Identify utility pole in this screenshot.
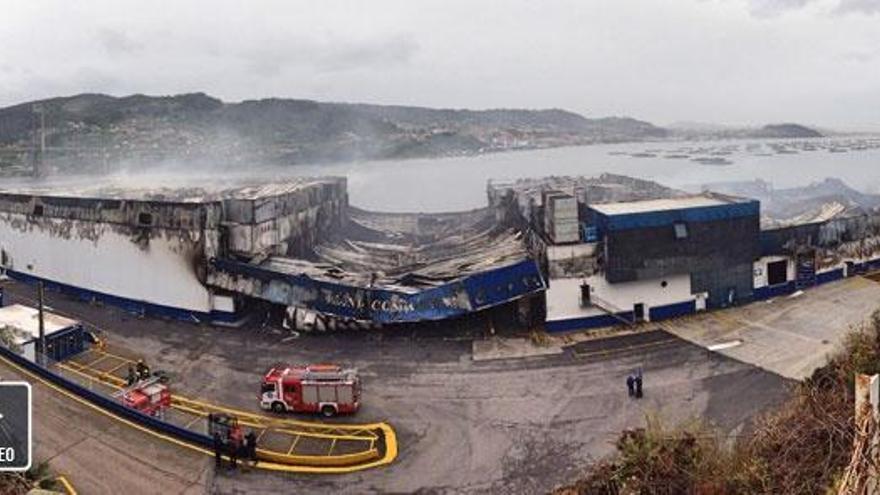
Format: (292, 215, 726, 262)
(37, 281, 46, 366)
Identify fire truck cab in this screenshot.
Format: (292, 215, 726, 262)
(260, 363, 360, 417)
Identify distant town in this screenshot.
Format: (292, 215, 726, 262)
(0, 92, 830, 177)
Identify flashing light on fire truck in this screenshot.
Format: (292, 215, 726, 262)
(260, 363, 360, 417)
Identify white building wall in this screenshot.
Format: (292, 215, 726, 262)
(21, 341, 35, 362)
(546, 273, 693, 322)
(753, 255, 795, 289)
(0, 213, 213, 313)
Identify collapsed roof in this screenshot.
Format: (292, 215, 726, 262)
(259, 207, 530, 293)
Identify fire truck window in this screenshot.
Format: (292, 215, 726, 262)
(261, 383, 275, 395)
(284, 384, 297, 395)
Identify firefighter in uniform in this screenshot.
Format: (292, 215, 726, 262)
(228, 425, 243, 469)
(136, 359, 151, 380)
(634, 368, 643, 399)
(244, 431, 258, 467)
(212, 431, 224, 469)
(126, 365, 138, 386)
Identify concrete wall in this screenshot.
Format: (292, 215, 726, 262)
(546, 273, 693, 322)
(0, 212, 214, 312)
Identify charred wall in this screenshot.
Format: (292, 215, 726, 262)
(761, 212, 880, 271)
(224, 179, 347, 258)
(604, 215, 760, 283)
(0, 179, 346, 315)
(0, 194, 221, 232)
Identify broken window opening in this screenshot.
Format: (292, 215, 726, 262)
(138, 212, 154, 226)
(673, 222, 688, 240)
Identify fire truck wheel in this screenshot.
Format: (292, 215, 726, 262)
(271, 402, 286, 414)
(321, 405, 337, 418)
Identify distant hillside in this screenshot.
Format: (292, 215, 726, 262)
(749, 123, 823, 139)
(670, 122, 824, 140)
(0, 93, 667, 174)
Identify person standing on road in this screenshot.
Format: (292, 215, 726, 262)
(634, 368, 643, 399)
(626, 374, 635, 397)
(126, 365, 138, 386)
(228, 426, 242, 470)
(136, 359, 151, 380)
(212, 431, 224, 469)
(245, 431, 258, 467)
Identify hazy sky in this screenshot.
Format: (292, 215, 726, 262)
(1, 0, 879, 129)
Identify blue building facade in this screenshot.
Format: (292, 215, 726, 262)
(588, 195, 761, 309)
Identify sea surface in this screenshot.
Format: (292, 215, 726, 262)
(282, 137, 880, 212)
(6, 137, 879, 213)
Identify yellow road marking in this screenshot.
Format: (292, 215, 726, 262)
(287, 435, 302, 455)
(0, 353, 398, 473)
(56, 475, 77, 495)
(57, 363, 121, 392)
(571, 337, 678, 359)
(62, 361, 374, 447)
(0, 285, 398, 472)
(256, 427, 268, 443)
(84, 354, 110, 368)
(102, 360, 128, 379)
(184, 413, 205, 429)
(74, 347, 390, 432)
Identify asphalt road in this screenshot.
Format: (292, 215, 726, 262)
(0, 359, 212, 494)
(0, 280, 791, 494)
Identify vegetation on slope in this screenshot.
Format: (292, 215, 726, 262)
(0, 461, 59, 494)
(555, 311, 880, 494)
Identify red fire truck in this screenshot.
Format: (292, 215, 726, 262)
(260, 363, 360, 417)
(116, 376, 172, 419)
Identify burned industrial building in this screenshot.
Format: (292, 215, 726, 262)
(209, 205, 546, 330)
(0, 176, 545, 329)
(489, 174, 880, 333)
(0, 177, 348, 323)
(3, 173, 880, 334)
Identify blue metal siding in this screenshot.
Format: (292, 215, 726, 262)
(44, 324, 86, 362)
(649, 301, 696, 321)
(212, 258, 546, 323)
(816, 268, 844, 285)
(753, 281, 796, 300)
(591, 201, 759, 232)
(583, 225, 599, 242)
(545, 312, 634, 333)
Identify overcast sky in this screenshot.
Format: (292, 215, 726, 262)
(1, 0, 879, 129)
